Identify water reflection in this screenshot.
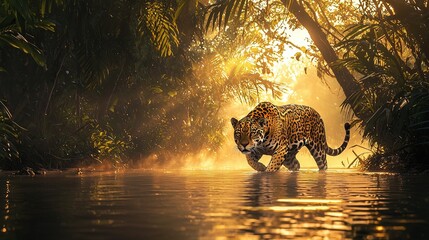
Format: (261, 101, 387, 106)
(202, 171, 429, 239)
(1, 180, 10, 233)
(0, 170, 428, 240)
(236, 172, 344, 239)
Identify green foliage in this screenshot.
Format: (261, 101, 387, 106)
(8, 0, 428, 171)
(0, 0, 286, 170)
(0, 0, 60, 69)
(0, 32, 46, 67)
(139, 1, 179, 57)
(335, 2, 429, 168)
(90, 124, 131, 165)
(0, 101, 21, 168)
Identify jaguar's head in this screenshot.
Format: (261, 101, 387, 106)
(231, 117, 267, 154)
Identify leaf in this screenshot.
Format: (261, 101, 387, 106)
(151, 87, 163, 94)
(142, 2, 179, 57)
(0, 33, 46, 67)
(294, 52, 302, 61)
(343, 24, 375, 41)
(224, 0, 235, 29)
(237, 0, 246, 18)
(168, 91, 177, 97)
(413, 127, 429, 131)
(205, 10, 216, 31)
(409, 120, 429, 128)
(205, 0, 249, 31)
(34, 19, 56, 32)
(41, 0, 47, 17)
(174, 0, 188, 21)
(411, 110, 429, 117)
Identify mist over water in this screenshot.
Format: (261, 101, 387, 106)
(162, 64, 367, 171)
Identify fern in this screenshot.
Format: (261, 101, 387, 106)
(139, 1, 179, 57)
(337, 18, 429, 154)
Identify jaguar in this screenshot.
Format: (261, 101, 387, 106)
(231, 102, 350, 172)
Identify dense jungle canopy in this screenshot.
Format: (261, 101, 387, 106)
(0, 0, 428, 171)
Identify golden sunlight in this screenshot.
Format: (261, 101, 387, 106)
(166, 27, 369, 171)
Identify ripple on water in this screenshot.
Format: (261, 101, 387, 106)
(0, 170, 428, 239)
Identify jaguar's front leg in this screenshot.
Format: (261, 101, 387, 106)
(265, 147, 287, 172)
(246, 151, 266, 172)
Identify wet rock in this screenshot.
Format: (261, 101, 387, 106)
(15, 167, 36, 176)
(35, 170, 47, 175)
(14, 167, 47, 176)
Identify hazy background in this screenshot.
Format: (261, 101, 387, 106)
(169, 63, 366, 170)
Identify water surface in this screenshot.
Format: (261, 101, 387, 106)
(1, 170, 428, 239)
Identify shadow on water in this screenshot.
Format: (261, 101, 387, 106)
(0, 170, 428, 239)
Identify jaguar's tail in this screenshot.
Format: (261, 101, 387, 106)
(326, 123, 351, 156)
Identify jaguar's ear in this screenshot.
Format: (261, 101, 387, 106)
(257, 118, 267, 127)
(231, 118, 239, 128)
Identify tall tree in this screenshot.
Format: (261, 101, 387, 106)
(206, 0, 367, 118)
(281, 0, 360, 101)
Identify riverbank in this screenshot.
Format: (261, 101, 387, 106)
(359, 150, 429, 173)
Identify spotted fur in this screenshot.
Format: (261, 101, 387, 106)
(231, 102, 350, 172)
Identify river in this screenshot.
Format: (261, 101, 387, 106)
(0, 169, 428, 239)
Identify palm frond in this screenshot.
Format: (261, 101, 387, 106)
(139, 1, 179, 57)
(223, 58, 286, 104)
(205, 0, 248, 31)
(0, 101, 21, 163)
(0, 31, 46, 67)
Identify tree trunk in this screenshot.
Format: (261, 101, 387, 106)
(281, 0, 365, 118)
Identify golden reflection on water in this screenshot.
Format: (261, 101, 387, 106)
(184, 171, 425, 240)
(2, 180, 10, 233)
(0, 170, 428, 239)
(277, 198, 342, 203)
(266, 205, 330, 211)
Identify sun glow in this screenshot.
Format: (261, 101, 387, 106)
(259, 28, 313, 102)
(138, 25, 368, 171)
(159, 28, 367, 171)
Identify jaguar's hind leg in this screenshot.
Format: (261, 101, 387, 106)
(283, 149, 300, 171)
(307, 141, 327, 171)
